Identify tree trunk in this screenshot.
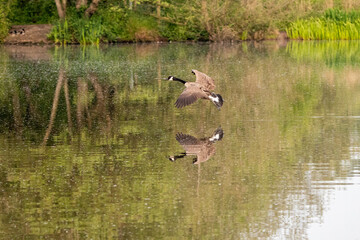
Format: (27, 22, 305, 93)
(55, 0, 67, 19)
(64, 78, 73, 134)
(85, 0, 101, 17)
(157, 0, 161, 19)
(76, 0, 87, 9)
(42, 68, 64, 145)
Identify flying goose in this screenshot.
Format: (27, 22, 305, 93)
(169, 127, 224, 164)
(167, 70, 224, 110)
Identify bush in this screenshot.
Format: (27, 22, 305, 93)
(7, 0, 57, 24)
(99, 6, 129, 42)
(0, 5, 9, 42)
(160, 23, 202, 41)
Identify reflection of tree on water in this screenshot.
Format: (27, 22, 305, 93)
(2, 43, 360, 239)
(169, 127, 224, 164)
(42, 69, 115, 145)
(42, 68, 64, 145)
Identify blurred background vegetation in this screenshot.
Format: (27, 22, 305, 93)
(2, 0, 360, 43)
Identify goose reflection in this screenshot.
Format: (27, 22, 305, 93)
(169, 127, 224, 164)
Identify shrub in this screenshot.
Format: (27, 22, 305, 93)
(48, 20, 72, 45)
(0, 5, 9, 42)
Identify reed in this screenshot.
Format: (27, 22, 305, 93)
(286, 9, 360, 40)
(49, 20, 71, 45)
(75, 18, 103, 45)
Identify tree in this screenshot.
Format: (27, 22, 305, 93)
(76, 0, 87, 9)
(54, 0, 66, 19)
(54, 0, 101, 19)
(85, 0, 101, 17)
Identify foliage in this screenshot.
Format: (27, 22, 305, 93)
(0, 4, 9, 42)
(160, 23, 194, 41)
(6, 0, 57, 24)
(48, 20, 71, 45)
(126, 12, 159, 41)
(6, 0, 360, 43)
(287, 9, 360, 40)
(99, 6, 129, 42)
(74, 16, 103, 45)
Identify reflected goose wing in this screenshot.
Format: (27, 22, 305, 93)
(192, 69, 216, 90)
(175, 86, 207, 108)
(194, 145, 216, 164)
(176, 133, 200, 145)
(176, 133, 203, 154)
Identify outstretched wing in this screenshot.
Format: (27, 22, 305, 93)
(192, 69, 216, 91)
(175, 87, 207, 108)
(176, 133, 199, 145)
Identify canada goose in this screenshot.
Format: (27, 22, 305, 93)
(169, 127, 224, 164)
(167, 70, 224, 110)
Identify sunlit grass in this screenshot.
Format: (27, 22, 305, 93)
(49, 20, 71, 45)
(287, 9, 360, 40)
(49, 18, 103, 45)
(75, 18, 102, 45)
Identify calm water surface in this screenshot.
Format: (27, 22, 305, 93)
(1, 42, 360, 239)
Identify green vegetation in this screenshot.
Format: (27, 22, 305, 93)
(3, 1, 360, 43)
(286, 40, 360, 67)
(6, 0, 57, 24)
(0, 4, 9, 42)
(287, 9, 360, 40)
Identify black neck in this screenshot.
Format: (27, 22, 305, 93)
(173, 77, 187, 84)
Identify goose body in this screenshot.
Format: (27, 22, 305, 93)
(169, 128, 224, 164)
(168, 70, 223, 109)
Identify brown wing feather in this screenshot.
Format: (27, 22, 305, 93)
(192, 69, 216, 91)
(176, 133, 203, 155)
(175, 87, 207, 108)
(176, 133, 200, 145)
(194, 145, 216, 164)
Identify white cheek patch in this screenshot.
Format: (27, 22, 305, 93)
(209, 95, 219, 103)
(169, 76, 174, 81)
(209, 133, 220, 142)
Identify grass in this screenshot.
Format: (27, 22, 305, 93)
(49, 20, 71, 45)
(48, 9, 161, 44)
(0, 5, 9, 42)
(287, 9, 360, 40)
(75, 18, 103, 45)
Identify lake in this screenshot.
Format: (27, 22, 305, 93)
(0, 41, 360, 239)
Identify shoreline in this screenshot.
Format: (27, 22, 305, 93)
(3, 24, 289, 45)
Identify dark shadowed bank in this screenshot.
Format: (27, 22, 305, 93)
(1, 1, 360, 44)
